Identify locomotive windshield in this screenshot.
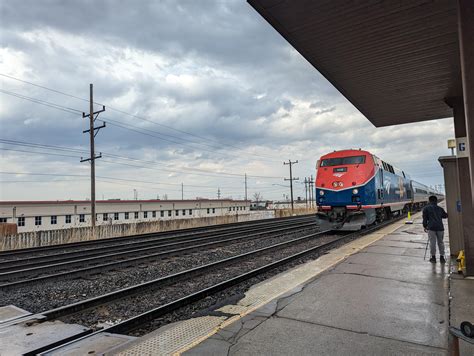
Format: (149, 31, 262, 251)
(320, 155, 366, 167)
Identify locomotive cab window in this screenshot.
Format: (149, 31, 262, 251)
(320, 155, 365, 167)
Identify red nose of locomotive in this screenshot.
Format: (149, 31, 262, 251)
(316, 150, 374, 190)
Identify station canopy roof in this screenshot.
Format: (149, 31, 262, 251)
(248, 0, 462, 127)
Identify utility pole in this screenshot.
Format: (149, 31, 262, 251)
(308, 175, 315, 208)
(304, 177, 308, 208)
(283, 160, 299, 211)
(217, 187, 221, 199)
(81, 84, 105, 228)
(181, 183, 184, 200)
(244, 173, 248, 201)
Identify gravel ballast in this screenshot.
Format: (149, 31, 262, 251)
(128, 230, 367, 336)
(59, 232, 344, 330)
(0, 221, 316, 281)
(0, 226, 321, 312)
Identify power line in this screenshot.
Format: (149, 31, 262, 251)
(0, 146, 284, 186)
(0, 171, 237, 191)
(0, 154, 244, 189)
(0, 174, 269, 198)
(0, 147, 86, 159)
(0, 146, 283, 189)
(0, 179, 90, 183)
(0, 73, 284, 161)
(105, 119, 265, 161)
(1, 88, 284, 164)
(0, 138, 284, 179)
(0, 88, 83, 114)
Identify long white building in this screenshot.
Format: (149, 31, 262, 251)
(0, 199, 250, 233)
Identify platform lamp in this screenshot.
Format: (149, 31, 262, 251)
(448, 139, 456, 156)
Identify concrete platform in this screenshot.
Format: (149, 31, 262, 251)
(0, 305, 31, 324)
(449, 274, 474, 355)
(113, 215, 474, 355)
(44, 332, 136, 355)
(0, 320, 89, 355)
(184, 218, 451, 356)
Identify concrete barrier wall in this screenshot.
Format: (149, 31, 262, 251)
(0, 215, 233, 251)
(0, 211, 278, 251)
(0, 209, 312, 251)
(0, 223, 17, 237)
(274, 208, 317, 218)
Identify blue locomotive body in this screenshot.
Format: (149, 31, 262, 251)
(315, 149, 441, 230)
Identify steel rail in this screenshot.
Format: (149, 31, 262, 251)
(37, 229, 332, 322)
(0, 217, 315, 272)
(0, 214, 314, 259)
(0, 221, 319, 287)
(32, 216, 405, 356)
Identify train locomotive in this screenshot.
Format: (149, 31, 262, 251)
(315, 149, 442, 230)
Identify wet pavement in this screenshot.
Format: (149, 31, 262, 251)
(185, 217, 451, 355)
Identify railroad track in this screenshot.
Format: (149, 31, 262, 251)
(0, 215, 314, 269)
(0, 214, 314, 260)
(0, 216, 317, 287)
(14, 215, 405, 355)
(18, 228, 334, 355)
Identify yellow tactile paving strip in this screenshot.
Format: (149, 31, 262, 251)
(114, 316, 227, 356)
(115, 217, 414, 356)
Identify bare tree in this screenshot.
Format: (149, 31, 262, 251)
(253, 192, 263, 205)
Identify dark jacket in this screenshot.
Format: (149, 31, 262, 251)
(422, 203, 448, 231)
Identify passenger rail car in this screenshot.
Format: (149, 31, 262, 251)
(315, 149, 442, 230)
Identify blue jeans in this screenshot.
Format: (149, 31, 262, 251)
(428, 230, 445, 256)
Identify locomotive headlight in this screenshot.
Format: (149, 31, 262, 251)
(352, 188, 358, 194)
(338, 181, 344, 187)
(332, 182, 338, 188)
(319, 190, 324, 196)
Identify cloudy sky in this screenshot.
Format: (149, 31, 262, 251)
(0, 0, 453, 202)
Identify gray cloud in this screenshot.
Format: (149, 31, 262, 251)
(0, 0, 453, 201)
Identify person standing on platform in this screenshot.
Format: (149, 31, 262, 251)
(422, 195, 448, 263)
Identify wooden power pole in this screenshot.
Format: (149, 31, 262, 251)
(284, 160, 299, 211)
(304, 177, 308, 208)
(81, 84, 105, 228)
(244, 173, 248, 201)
